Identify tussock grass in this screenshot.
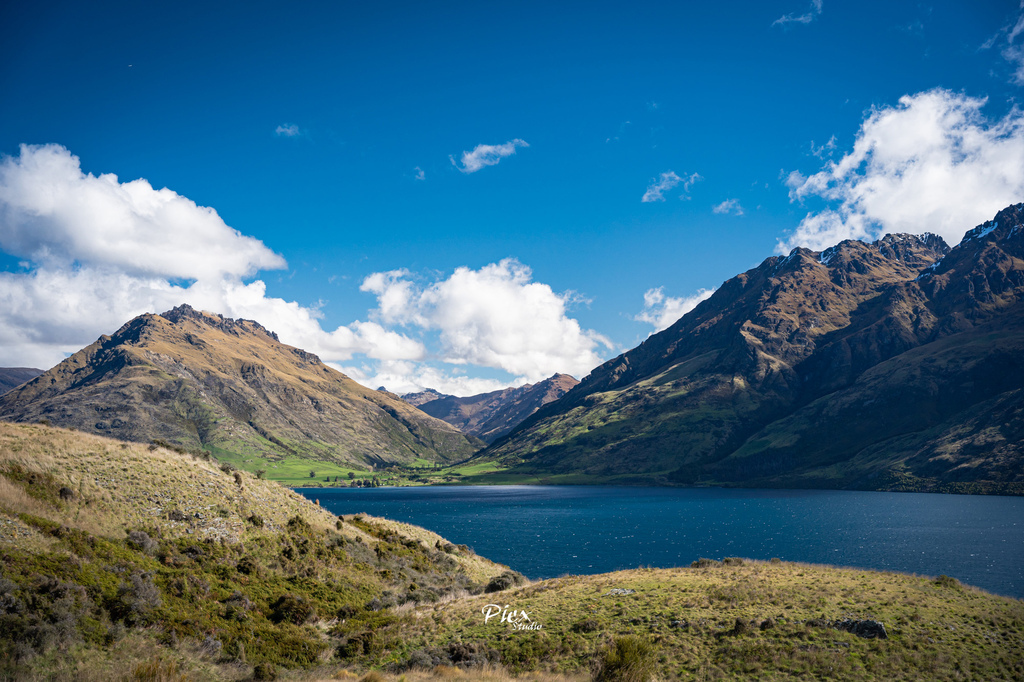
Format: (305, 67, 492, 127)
(399, 562, 1024, 680)
(0, 423, 507, 680)
(2, 423, 1022, 681)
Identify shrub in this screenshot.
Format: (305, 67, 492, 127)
(406, 648, 440, 669)
(237, 555, 259, 575)
(722, 557, 745, 566)
(113, 573, 161, 624)
(269, 594, 317, 625)
(573, 618, 601, 633)
(691, 558, 721, 568)
(223, 591, 253, 621)
(246, 514, 264, 528)
(200, 634, 223, 657)
(593, 635, 658, 682)
(255, 469, 266, 479)
(252, 662, 278, 681)
(485, 570, 526, 593)
(234, 471, 244, 486)
(220, 463, 237, 475)
(935, 574, 961, 589)
(126, 530, 158, 555)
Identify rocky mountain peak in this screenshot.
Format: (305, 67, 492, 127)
(159, 304, 281, 343)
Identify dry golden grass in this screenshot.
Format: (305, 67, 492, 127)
(353, 514, 509, 584)
(0, 421, 506, 583)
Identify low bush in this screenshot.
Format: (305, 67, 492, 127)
(485, 570, 526, 593)
(691, 558, 721, 568)
(593, 635, 658, 682)
(269, 594, 316, 625)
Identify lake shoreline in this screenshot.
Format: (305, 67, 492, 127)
(297, 484, 1024, 599)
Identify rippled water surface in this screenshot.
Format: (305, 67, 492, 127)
(297, 485, 1024, 598)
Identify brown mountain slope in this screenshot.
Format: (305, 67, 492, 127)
(482, 204, 1024, 494)
(406, 374, 579, 443)
(0, 368, 43, 396)
(0, 305, 478, 467)
(401, 388, 450, 407)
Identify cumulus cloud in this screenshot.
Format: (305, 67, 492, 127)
(0, 144, 286, 280)
(0, 144, 424, 369)
(641, 171, 701, 202)
(773, 0, 823, 27)
(413, 166, 425, 180)
(635, 287, 715, 333)
(0, 144, 610, 396)
(450, 139, 529, 174)
(778, 89, 1024, 253)
(339, 360, 523, 397)
(275, 123, 300, 137)
(360, 259, 612, 382)
(712, 198, 744, 216)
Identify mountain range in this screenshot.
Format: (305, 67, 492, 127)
(401, 373, 579, 443)
(480, 204, 1024, 494)
(0, 367, 42, 396)
(0, 304, 477, 467)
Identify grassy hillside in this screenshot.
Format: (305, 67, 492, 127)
(398, 561, 1024, 681)
(0, 422, 508, 680)
(2, 423, 1021, 681)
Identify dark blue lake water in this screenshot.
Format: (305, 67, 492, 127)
(296, 485, 1024, 599)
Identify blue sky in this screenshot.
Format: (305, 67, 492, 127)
(2, 0, 1023, 393)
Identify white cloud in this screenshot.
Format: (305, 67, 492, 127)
(712, 198, 744, 216)
(0, 144, 611, 397)
(450, 139, 528, 174)
(641, 171, 701, 202)
(339, 360, 523, 397)
(773, 0, 823, 27)
(984, 2, 1024, 85)
(0, 144, 424, 370)
(635, 287, 715, 333)
(810, 135, 838, 159)
(361, 259, 612, 382)
(0, 144, 286, 280)
(275, 123, 300, 137)
(779, 89, 1024, 253)
(413, 166, 425, 180)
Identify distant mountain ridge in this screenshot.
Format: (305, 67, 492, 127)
(482, 204, 1024, 495)
(403, 374, 579, 443)
(0, 368, 43, 396)
(0, 304, 478, 466)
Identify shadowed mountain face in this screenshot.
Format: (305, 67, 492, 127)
(404, 374, 579, 443)
(0, 305, 479, 466)
(0, 368, 43, 396)
(485, 204, 1024, 494)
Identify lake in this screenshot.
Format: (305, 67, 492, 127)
(296, 485, 1024, 599)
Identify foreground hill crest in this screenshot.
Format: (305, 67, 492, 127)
(0, 304, 478, 466)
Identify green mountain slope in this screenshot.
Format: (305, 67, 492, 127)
(0, 305, 479, 468)
(480, 205, 1024, 493)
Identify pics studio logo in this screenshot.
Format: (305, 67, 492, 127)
(481, 603, 542, 631)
